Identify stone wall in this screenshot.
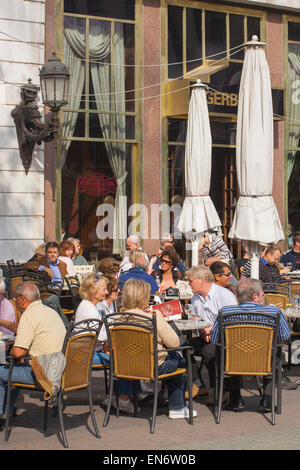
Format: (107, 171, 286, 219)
(0, 0, 45, 263)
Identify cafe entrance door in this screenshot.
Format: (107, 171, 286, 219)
(210, 146, 241, 259)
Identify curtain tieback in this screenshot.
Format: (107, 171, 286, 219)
(116, 172, 128, 187)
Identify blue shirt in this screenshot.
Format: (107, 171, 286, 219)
(118, 268, 159, 295)
(211, 302, 291, 343)
(38, 259, 62, 283)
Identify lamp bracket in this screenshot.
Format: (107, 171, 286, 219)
(11, 79, 59, 174)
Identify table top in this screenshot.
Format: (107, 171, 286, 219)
(174, 319, 210, 331)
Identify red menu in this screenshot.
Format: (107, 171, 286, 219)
(152, 299, 182, 321)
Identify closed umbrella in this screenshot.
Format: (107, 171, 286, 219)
(229, 36, 284, 278)
(177, 80, 221, 266)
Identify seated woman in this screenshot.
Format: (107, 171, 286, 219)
(121, 278, 197, 419)
(76, 274, 134, 413)
(152, 246, 179, 294)
(58, 241, 76, 276)
(67, 238, 88, 266)
(75, 273, 110, 366)
(96, 275, 119, 316)
(0, 277, 17, 336)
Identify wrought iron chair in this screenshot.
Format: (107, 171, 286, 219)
(214, 310, 282, 425)
(102, 311, 194, 433)
(263, 283, 290, 296)
(4, 318, 102, 448)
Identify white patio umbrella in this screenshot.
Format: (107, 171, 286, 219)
(177, 80, 222, 266)
(229, 36, 284, 278)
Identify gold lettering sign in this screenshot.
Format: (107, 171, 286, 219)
(206, 90, 238, 107)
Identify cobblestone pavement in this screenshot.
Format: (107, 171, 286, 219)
(2, 367, 300, 453)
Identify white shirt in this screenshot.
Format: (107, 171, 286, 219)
(75, 299, 107, 342)
(58, 256, 76, 276)
(191, 283, 237, 326)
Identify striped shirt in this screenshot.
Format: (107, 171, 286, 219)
(191, 282, 237, 326)
(210, 302, 291, 343)
(202, 235, 233, 261)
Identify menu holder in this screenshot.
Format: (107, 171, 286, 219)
(152, 299, 182, 321)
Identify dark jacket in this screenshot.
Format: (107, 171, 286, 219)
(24, 256, 68, 282)
(280, 249, 300, 271)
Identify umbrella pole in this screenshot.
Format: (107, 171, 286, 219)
(249, 241, 260, 279)
(191, 238, 200, 267)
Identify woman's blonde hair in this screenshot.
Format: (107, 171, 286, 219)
(122, 278, 151, 310)
(79, 272, 107, 301)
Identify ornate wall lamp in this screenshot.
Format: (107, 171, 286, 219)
(11, 52, 70, 174)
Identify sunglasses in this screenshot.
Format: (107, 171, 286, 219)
(216, 272, 231, 277)
(161, 259, 172, 265)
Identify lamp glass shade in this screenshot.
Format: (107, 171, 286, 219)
(39, 52, 70, 110)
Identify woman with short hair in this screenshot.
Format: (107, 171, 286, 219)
(75, 273, 110, 365)
(58, 241, 76, 276)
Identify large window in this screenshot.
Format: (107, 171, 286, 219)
(168, 4, 261, 79)
(61, 2, 136, 259)
(166, 3, 262, 258)
(287, 20, 300, 232)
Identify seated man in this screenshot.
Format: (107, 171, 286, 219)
(24, 241, 68, 325)
(185, 265, 237, 401)
(149, 233, 187, 278)
(242, 245, 286, 288)
(119, 235, 149, 275)
(280, 231, 300, 272)
(24, 241, 67, 283)
(0, 282, 66, 422)
(210, 278, 290, 412)
(118, 250, 159, 296)
(209, 260, 237, 293)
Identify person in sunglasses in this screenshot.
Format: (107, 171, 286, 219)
(152, 246, 180, 294)
(210, 261, 236, 293)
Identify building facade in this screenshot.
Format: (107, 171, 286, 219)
(0, 0, 299, 264)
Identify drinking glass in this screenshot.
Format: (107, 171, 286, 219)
(286, 262, 293, 273)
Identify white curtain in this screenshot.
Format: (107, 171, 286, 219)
(229, 42, 284, 247)
(61, 29, 85, 168)
(287, 45, 300, 180)
(63, 22, 127, 255)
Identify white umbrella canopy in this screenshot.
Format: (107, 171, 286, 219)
(177, 80, 222, 266)
(229, 36, 284, 277)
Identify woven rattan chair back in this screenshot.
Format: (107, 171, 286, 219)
(264, 293, 288, 309)
(61, 332, 96, 391)
(109, 325, 154, 380)
(225, 325, 274, 375)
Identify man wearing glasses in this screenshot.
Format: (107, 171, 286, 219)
(209, 260, 236, 293)
(185, 265, 237, 402)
